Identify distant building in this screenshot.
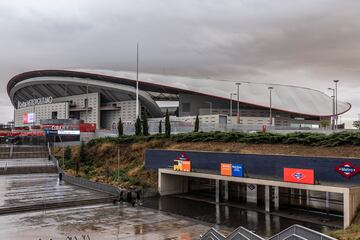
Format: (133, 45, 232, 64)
(7, 69, 351, 129)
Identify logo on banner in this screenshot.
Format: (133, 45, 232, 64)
(293, 172, 304, 180)
(284, 168, 314, 185)
(336, 162, 360, 178)
(176, 152, 190, 161)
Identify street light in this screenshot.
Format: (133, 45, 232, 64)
(334, 80, 339, 130)
(205, 101, 213, 115)
(236, 83, 241, 124)
(229, 93, 237, 117)
(328, 88, 335, 130)
(268, 87, 274, 126)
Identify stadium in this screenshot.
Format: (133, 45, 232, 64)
(7, 69, 351, 133)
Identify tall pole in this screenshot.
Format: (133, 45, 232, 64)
(86, 78, 89, 123)
(117, 147, 120, 179)
(268, 87, 273, 126)
(229, 93, 236, 117)
(136, 43, 139, 118)
(236, 83, 241, 124)
(334, 80, 339, 130)
(328, 88, 335, 130)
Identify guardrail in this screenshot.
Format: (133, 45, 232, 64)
(50, 155, 123, 198)
(200, 224, 336, 240)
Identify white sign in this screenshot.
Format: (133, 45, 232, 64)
(17, 97, 53, 109)
(57, 130, 80, 135)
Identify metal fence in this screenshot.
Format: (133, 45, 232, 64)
(200, 224, 336, 240)
(96, 120, 354, 137)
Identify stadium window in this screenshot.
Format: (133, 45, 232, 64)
(51, 111, 58, 119)
(182, 103, 191, 112)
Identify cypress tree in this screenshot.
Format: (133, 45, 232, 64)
(76, 141, 87, 176)
(142, 113, 149, 136)
(158, 120, 162, 134)
(165, 109, 171, 137)
(117, 117, 124, 136)
(194, 114, 199, 132)
(135, 116, 142, 136)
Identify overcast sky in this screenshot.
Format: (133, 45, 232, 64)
(1, 0, 360, 126)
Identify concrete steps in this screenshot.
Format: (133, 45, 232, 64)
(0, 166, 57, 175)
(0, 196, 118, 215)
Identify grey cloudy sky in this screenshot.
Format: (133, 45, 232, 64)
(0, 0, 360, 126)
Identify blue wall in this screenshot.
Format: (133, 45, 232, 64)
(145, 149, 360, 187)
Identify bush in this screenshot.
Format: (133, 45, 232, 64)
(86, 131, 360, 148)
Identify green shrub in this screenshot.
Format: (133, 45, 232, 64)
(87, 131, 360, 147)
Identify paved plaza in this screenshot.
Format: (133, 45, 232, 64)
(0, 203, 225, 240)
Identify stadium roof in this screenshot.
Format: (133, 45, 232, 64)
(8, 69, 351, 117)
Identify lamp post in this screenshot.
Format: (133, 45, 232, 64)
(136, 43, 139, 118)
(268, 87, 274, 126)
(328, 88, 335, 130)
(229, 93, 236, 117)
(334, 80, 339, 130)
(236, 83, 241, 124)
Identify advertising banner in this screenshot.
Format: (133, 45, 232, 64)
(23, 113, 36, 124)
(221, 163, 232, 176)
(232, 164, 243, 177)
(284, 168, 314, 185)
(173, 152, 191, 172)
(58, 130, 80, 135)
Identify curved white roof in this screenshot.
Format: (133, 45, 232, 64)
(8, 69, 351, 117)
(78, 69, 351, 117)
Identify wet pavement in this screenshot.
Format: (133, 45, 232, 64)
(0, 174, 111, 209)
(0, 203, 226, 239)
(142, 195, 338, 238)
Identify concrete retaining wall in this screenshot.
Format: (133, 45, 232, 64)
(145, 149, 360, 186)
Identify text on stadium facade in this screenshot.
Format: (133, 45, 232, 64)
(17, 97, 53, 109)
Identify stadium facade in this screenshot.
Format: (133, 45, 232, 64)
(7, 69, 351, 131)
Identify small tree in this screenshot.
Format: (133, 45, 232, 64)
(117, 117, 124, 136)
(158, 120, 162, 134)
(76, 141, 87, 176)
(194, 115, 199, 132)
(135, 116, 142, 136)
(165, 109, 171, 137)
(142, 113, 149, 136)
(320, 120, 330, 129)
(64, 145, 72, 160)
(353, 121, 360, 129)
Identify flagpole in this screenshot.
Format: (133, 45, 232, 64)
(136, 43, 139, 118)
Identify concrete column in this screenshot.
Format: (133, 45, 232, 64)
(224, 180, 229, 202)
(216, 179, 220, 203)
(216, 204, 221, 225)
(306, 190, 310, 207)
(237, 184, 241, 200)
(273, 186, 279, 210)
(246, 184, 257, 204)
(265, 185, 270, 212)
(326, 192, 329, 212)
(343, 190, 350, 228)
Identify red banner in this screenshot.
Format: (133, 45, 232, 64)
(284, 168, 314, 185)
(79, 123, 96, 132)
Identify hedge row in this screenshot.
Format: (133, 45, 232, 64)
(87, 131, 360, 147)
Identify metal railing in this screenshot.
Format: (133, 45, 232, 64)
(200, 224, 336, 240)
(50, 155, 123, 197)
(268, 225, 336, 240)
